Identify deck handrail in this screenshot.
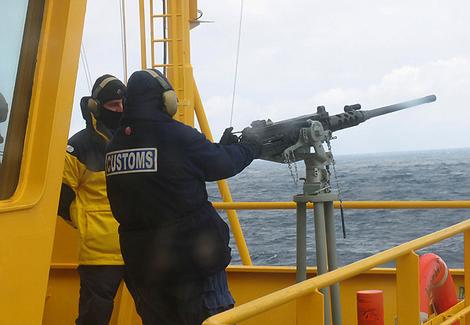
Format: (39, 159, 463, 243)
(203, 219, 470, 325)
(212, 200, 470, 210)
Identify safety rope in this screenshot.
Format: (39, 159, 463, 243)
(119, 0, 129, 83)
(229, 0, 244, 127)
(80, 44, 92, 92)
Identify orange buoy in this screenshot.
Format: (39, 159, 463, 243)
(419, 253, 458, 324)
(357, 290, 384, 325)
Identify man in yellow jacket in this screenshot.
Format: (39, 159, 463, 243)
(58, 75, 126, 325)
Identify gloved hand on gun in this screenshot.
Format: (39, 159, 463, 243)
(219, 127, 239, 145)
(219, 126, 262, 159)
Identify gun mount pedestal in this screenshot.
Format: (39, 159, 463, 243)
(290, 121, 342, 325)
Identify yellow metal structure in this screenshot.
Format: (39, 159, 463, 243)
(212, 200, 470, 210)
(0, 0, 87, 323)
(45, 260, 468, 325)
(204, 221, 470, 325)
(0, 0, 468, 324)
(45, 200, 470, 324)
(396, 252, 420, 324)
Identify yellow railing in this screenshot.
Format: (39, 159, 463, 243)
(203, 218, 470, 325)
(212, 200, 470, 210)
(441, 304, 470, 325)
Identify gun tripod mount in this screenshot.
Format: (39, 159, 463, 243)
(289, 119, 342, 325)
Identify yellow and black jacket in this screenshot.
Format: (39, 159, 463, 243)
(58, 104, 123, 265)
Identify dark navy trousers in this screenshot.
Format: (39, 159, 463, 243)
(125, 270, 234, 325)
(76, 265, 125, 325)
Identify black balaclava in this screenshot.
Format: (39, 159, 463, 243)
(98, 107, 122, 131)
(91, 74, 126, 130)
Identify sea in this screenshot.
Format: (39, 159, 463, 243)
(206, 147, 470, 268)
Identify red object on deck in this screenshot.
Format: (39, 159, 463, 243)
(357, 290, 384, 325)
(419, 253, 458, 324)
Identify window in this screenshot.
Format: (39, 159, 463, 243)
(0, 0, 45, 199)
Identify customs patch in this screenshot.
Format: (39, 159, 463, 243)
(106, 148, 157, 176)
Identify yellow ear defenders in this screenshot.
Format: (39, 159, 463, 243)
(87, 76, 119, 114)
(144, 69, 178, 117)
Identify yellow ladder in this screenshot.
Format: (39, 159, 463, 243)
(149, 0, 194, 126)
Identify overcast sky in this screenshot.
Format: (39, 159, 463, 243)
(71, 0, 470, 155)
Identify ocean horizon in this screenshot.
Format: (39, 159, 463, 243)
(207, 147, 470, 268)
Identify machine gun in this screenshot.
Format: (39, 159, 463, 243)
(240, 94, 437, 325)
(241, 95, 436, 163)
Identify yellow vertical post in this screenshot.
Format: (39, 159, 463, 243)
(464, 230, 470, 325)
(297, 290, 324, 325)
(167, 0, 194, 126)
(189, 0, 198, 21)
(138, 0, 147, 69)
(193, 80, 252, 265)
(396, 251, 420, 324)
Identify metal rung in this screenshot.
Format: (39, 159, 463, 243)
(152, 65, 183, 69)
(153, 38, 181, 43)
(152, 14, 172, 18)
(152, 13, 182, 18)
(152, 64, 175, 67)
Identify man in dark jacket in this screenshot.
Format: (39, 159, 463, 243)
(105, 69, 260, 325)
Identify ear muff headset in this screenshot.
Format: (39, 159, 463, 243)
(144, 69, 178, 117)
(87, 76, 119, 114)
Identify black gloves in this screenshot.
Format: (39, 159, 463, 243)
(219, 126, 263, 159)
(219, 127, 239, 145)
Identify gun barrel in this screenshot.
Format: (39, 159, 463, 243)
(363, 95, 436, 120)
(242, 94, 437, 163)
